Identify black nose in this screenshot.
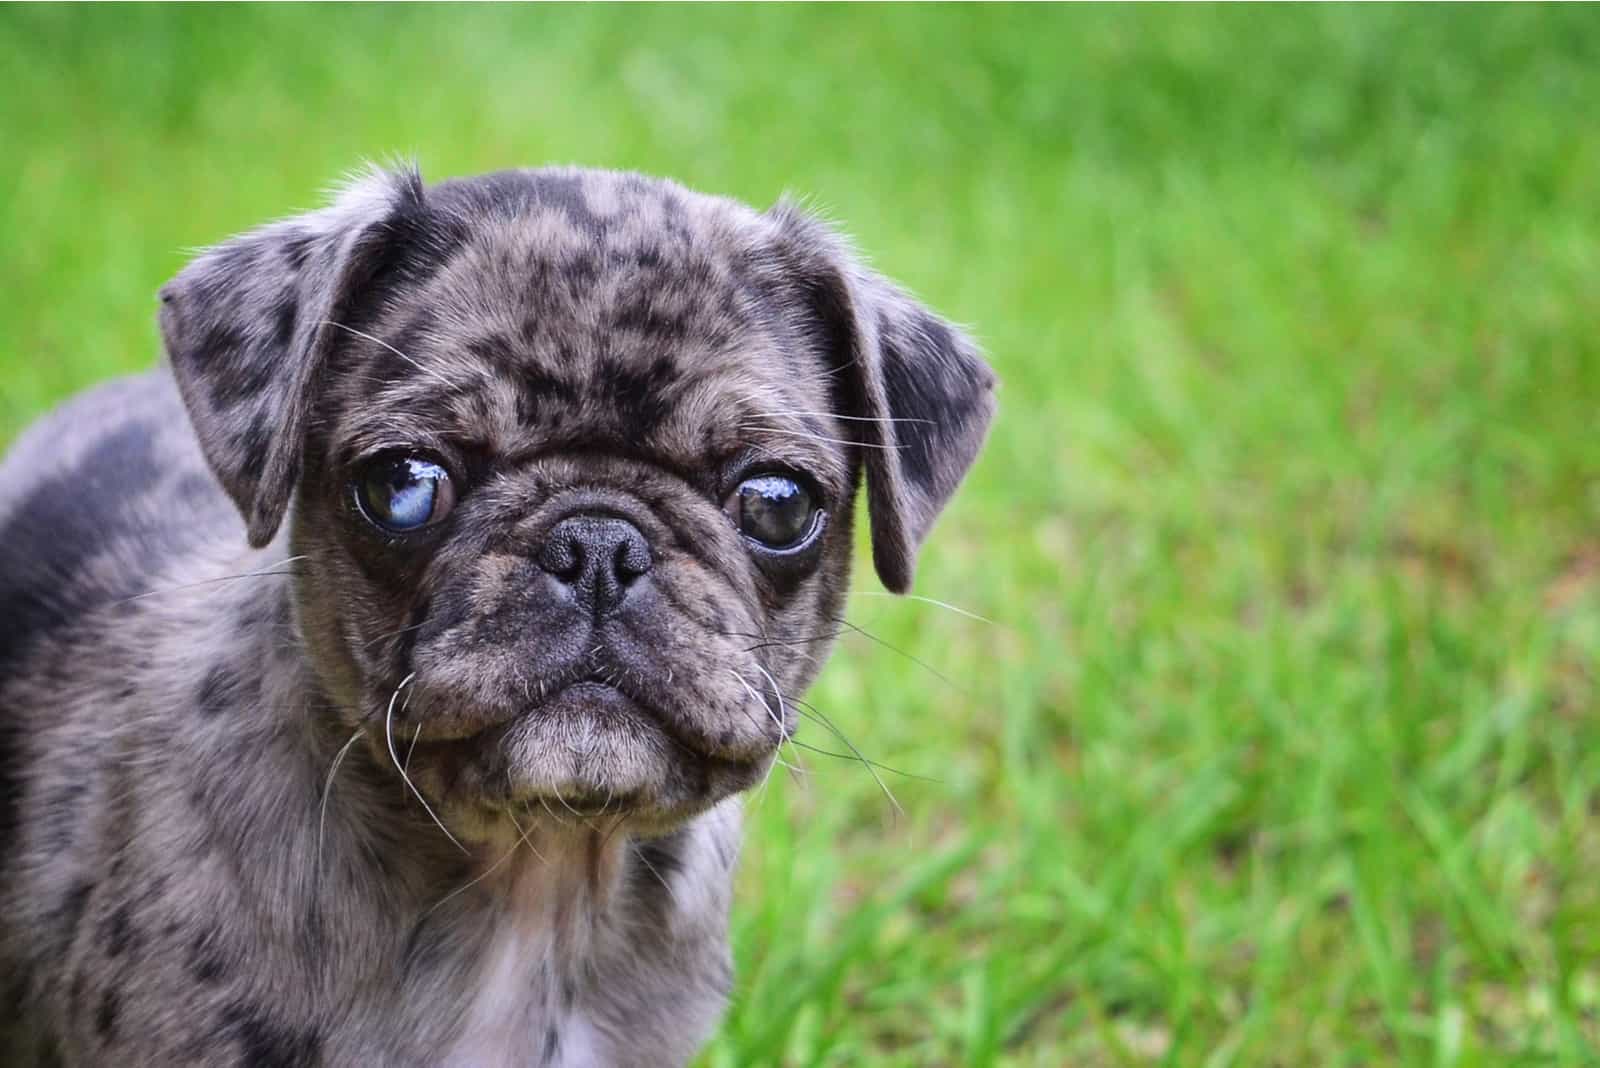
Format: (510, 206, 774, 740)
(537, 515, 653, 616)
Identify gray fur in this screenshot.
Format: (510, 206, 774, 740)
(0, 165, 995, 1066)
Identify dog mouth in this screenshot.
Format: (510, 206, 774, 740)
(387, 674, 774, 820)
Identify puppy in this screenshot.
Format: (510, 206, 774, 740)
(0, 165, 995, 1066)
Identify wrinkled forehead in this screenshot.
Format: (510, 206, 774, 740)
(326, 170, 846, 485)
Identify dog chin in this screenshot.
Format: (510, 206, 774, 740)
(390, 682, 772, 834)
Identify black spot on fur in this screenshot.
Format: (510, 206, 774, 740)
(101, 902, 140, 958)
(514, 363, 582, 425)
(333, 205, 471, 345)
(465, 333, 516, 364)
(197, 664, 238, 718)
(191, 323, 255, 402)
(633, 244, 664, 271)
(542, 1025, 561, 1063)
(280, 232, 314, 272)
(235, 413, 274, 487)
(609, 293, 689, 344)
(561, 250, 600, 289)
(41, 779, 86, 851)
(595, 355, 679, 437)
(630, 829, 688, 920)
(54, 881, 95, 940)
(96, 987, 120, 1041)
(527, 173, 602, 235)
(221, 1003, 322, 1068)
(187, 930, 227, 983)
(271, 291, 300, 350)
(635, 831, 686, 880)
(876, 309, 985, 497)
(560, 973, 578, 1011)
(0, 421, 162, 681)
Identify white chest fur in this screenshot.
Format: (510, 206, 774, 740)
(437, 831, 620, 1068)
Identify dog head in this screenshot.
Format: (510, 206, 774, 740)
(157, 166, 995, 837)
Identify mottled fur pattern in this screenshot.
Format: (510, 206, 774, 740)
(0, 165, 995, 1066)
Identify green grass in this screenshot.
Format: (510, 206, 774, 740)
(4, 5, 1599, 1064)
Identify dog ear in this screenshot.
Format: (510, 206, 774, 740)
(158, 166, 426, 548)
(765, 202, 997, 593)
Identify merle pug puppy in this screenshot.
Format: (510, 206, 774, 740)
(0, 165, 994, 1066)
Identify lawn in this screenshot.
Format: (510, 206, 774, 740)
(3, 5, 1598, 1065)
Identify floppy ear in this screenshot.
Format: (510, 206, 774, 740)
(766, 202, 998, 593)
(158, 166, 426, 548)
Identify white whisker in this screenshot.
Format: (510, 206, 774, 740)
(385, 673, 469, 855)
(736, 425, 906, 451)
(316, 725, 366, 873)
(419, 831, 523, 921)
(848, 591, 997, 626)
(403, 723, 422, 779)
(114, 556, 308, 605)
(318, 320, 458, 390)
(756, 410, 935, 426)
(793, 699, 903, 817)
(727, 671, 797, 795)
(506, 809, 546, 863)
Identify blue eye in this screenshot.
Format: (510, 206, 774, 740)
(357, 454, 456, 532)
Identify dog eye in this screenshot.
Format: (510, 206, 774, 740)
(356, 454, 456, 532)
(727, 475, 820, 549)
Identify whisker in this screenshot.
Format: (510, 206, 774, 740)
(402, 724, 422, 783)
(361, 619, 431, 650)
(747, 684, 806, 779)
(788, 697, 902, 816)
(727, 671, 791, 798)
(751, 410, 935, 426)
(536, 796, 570, 828)
(736, 425, 905, 451)
(630, 843, 677, 903)
(785, 736, 940, 783)
(753, 664, 792, 741)
(316, 724, 367, 874)
(828, 616, 969, 696)
(318, 320, 458, 390)
(385, 673, 469, 855)
(738, 632, 847, 654)
(419, 830, 523, 921)
(506, 809, 546, 863)
(847, 591, 997, 627)
(549, 786, 600, 833)
(710, 626, 848, 652)
(113, 557, 308, 605)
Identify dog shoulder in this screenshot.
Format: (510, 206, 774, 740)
(0, 370, 237, 674)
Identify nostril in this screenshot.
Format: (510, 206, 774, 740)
(538, 532, 585, 581)
(613, 534, 652, 583)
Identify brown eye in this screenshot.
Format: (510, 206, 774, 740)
(356, 454, 456, 532)
(728, 475, 820, 550)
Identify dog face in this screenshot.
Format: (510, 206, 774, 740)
(157, 166, 994, 838)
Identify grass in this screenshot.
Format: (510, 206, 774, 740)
(3, 5, 1599, 1064)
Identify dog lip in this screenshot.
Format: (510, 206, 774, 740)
(393, 668, 774, 765)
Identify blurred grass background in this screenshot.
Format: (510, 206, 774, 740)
(3, 5, 1599, 1065)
